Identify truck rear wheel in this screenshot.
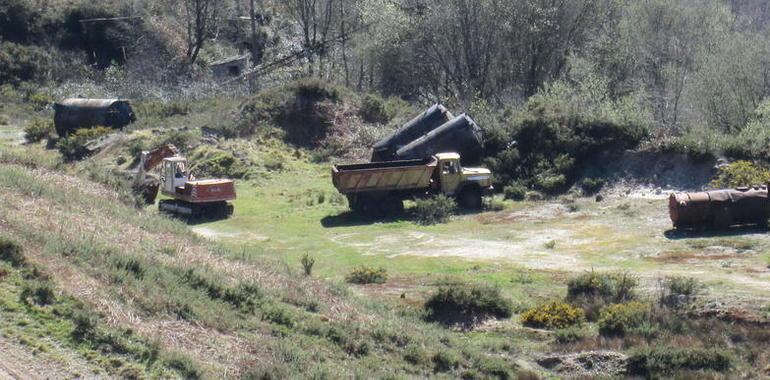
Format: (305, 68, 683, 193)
(458, 187, 482, 210)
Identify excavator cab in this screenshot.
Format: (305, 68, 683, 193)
(161, 157, 189, 194)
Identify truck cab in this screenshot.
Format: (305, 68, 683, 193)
(434, 152, 493, 208)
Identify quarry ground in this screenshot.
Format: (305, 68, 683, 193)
(190, 157, 770, 309)
(2, 119, 770, 378)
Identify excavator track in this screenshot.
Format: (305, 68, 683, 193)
(159, 199, 234, 218)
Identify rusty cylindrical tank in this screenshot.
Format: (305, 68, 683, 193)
(53, 98, 136, 137)
(668, 186, 769, 228)
(371, 103, 453, 161)
(395, 113, 484, 164)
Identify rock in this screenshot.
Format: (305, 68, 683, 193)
(595, 194, 604, 202)
(116, 155, 126, 165)
(537, 351, 627, 377)
(655, 187, 662, 195)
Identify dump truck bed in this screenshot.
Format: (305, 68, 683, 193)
(332, 157, 437, 194)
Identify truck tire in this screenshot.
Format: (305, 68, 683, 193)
(458, 187, 482, 210)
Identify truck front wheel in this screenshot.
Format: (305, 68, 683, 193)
(458, 187, 482, 210)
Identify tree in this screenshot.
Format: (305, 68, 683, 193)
(183, 0, 218, 65)
(285, 0, 338, 76)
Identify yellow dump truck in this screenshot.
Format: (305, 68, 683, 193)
(332, 152, 493, 214)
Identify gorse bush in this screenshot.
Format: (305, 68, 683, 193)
(567, 270, 638, 304)
(189, 148, 248, 179)
(432, 349, 461, 372)
(414, 195, 456, 225)
(425, 284, 513, 323)
(580, 177, 605, 195)
(502, 183, 526, 200)
(597, 301, 650, 336)
(627, 347, 732, 376)
(358, 93, 390, 123)
(487, 75, 650, 194)
(19, 279, 56, 306)
(520, 301, 584, 329)
(0, 236, 24, 266)
(658, 276, 702, 308)
(710, 160, 770, 188)
(0, 41, 50, 85)
(24, 118, 54, 142)
(345, 266, 388, 284)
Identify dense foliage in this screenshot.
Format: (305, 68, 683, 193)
(424, 284, 513, 323)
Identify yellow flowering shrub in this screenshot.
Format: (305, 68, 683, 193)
(520, 301, 584, 329)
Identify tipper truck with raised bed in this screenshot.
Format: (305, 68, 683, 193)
(332, 152, 493, 214)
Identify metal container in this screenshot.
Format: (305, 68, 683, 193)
(669, 186, 769, 228)
(395, 114, 483, 164)
(53, 98, 136, 137)
(332, 157, 437, 194)
(371, 103, 453, 161)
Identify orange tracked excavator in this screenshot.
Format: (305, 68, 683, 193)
(133, 144, 235, 217)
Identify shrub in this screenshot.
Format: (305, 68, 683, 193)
(425, 284, 513, 323)
(475, 356, 512, 380)
(403, 344, 429, 365)
(414, 195, 456, 225)
(710, 160, 770, 188)
(345, 266, 388, 284)
(56, 127, 114, 161)
(164, 351, 202, 379)
(301, 253, 315, 276)
(567, 270, 638, 304)
(261, 304, 295, 328)
(72, 309, 98, 341)
(579, 178, 605, 195)
(489, 76, 650, 194)
(0, 41, 50, 84)
(432, 349, 461, 372)
(156, 129, 196, 150)
(658, 276, 702, 308)
(503, 183, 526, 201)
(358, 93, 390, 123)
(597, 301, 650, 336)
(520, 301, 584, 329)
(19, 280, 56, 306)
(0, 236, 25, 266)
(189, 149, 248, 179)
(237, 78, 344, 144)
(23, 118, 54, 142)
(554, 326, 587, 344)
(627, 347, 732, 376)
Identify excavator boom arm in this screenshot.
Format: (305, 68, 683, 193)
(132, 144, 180, 188)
